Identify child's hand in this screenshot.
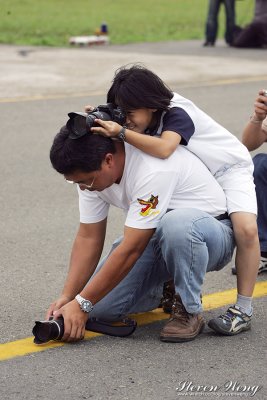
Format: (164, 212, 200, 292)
(254, 90, 267, 121)
(90, 119, 122, 138)
(84, 104, 95, 113)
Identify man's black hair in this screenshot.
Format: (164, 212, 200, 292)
(50, 125, 117, 175)
(107, 64, 173, 112)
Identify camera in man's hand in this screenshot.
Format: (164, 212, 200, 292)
(32, 316, 64, 344)
(67, 103, 126, 139)
(32, 315, 137, 344)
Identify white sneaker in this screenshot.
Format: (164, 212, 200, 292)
(259, 256, 267, 274)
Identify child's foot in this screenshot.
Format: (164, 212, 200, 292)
(232, 256, 267, 275)
(208, 305, 251, 335)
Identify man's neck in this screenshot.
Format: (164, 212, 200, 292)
(113, 141, 125, 184)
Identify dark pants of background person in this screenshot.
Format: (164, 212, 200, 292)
(253, 154, 267, 254)
(205, 0, 236, 45)
(232, 21, 267, 48)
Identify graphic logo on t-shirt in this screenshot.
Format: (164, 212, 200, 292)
(137, 195, 160, 217)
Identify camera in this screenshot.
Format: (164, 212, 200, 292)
(67, 103, 126, 139)
(32, 316, 137, 344)
(32, 317, 64, 344)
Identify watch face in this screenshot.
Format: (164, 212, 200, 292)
(81, 300, 92, 312)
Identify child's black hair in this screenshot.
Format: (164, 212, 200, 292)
(107, 64, 173, 112)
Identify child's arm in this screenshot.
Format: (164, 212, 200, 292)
(91, 119, 182, 159)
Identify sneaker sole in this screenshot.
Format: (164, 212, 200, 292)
(159, 320, 205, 343)
(208, 320, 251, 336)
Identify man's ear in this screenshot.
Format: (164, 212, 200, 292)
(104, 153, 114, 167)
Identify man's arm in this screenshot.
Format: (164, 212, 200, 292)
(46, 219, 107, 320)
(242, 90, 267, 151)
(242, 120, 267, 151)
(53, 225, 155, 341)
(79, 226, 155, 304)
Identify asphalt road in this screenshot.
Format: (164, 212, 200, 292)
(0, 40, 267, 400)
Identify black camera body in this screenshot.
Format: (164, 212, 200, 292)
(67, 103, 126, 139)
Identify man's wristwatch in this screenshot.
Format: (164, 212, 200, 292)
(117, 126, 126, 142)
(75, 294, 94, 313)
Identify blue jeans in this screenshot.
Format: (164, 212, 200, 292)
(205, 0, 236, 44)
(253, 154, 267, 253)
(90, 209, 235, 320)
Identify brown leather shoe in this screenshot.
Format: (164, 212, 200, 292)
(160, 294, 205, 342)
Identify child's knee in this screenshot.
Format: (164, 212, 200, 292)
(234, 221, 259, 246)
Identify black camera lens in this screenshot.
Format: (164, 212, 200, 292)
(67, 104, 126, 140)
(67, 113, 87, 139)
(86, 110, 111, 130)
(32, 317, 64, 344)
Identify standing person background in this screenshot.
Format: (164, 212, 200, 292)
(241, 90, 267, 272)
(204, 0, 236, 46)
(232, 0, 267, 48)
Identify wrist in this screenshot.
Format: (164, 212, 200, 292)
(60, 293, 72, 302)
(250, 114, 264, 125)
(117, 126, 127, 142)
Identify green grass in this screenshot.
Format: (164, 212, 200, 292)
(0, 0, 254, 46)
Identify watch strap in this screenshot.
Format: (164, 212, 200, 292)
(117, 126, 126, 142)
(75, 294, 94, 313)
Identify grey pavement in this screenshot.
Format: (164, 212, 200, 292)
(1, 40, 267, 100)
(0, 40, 267, 400)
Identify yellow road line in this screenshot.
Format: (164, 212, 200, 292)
(1, 281, 266, 362)
(0, 76, 266, 104)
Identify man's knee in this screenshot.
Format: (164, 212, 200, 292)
(90, 301, 124, 322)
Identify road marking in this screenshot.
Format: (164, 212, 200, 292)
(0, 76, 266, 103)
(0, 281, 266, 362)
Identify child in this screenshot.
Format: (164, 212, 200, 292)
(87, 64, 260, 336)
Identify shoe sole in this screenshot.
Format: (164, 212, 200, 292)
(159, 320, 205, 343)
(208, 320, 251, 336)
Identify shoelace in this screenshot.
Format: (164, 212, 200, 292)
(171, 297, 190, 322)
(219, 307, 241, 322)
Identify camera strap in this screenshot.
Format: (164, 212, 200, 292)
(85, 317, 137, 337)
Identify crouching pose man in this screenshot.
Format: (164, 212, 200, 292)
(46, 124, 235, 343)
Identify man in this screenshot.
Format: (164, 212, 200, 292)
(204, 0, 236, 46)
(241, 89, 267, 271)
(47, 123, 235, 343)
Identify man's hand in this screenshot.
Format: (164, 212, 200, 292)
(45, 295, 71, 320)
(254, 89, 267, 121)
(53, 299, 89, 342)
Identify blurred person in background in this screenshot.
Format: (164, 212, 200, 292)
(203, 0, 236, 46)
(232, 0, 267, 47)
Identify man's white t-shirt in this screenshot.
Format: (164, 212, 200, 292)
(79, 144, 227, 230)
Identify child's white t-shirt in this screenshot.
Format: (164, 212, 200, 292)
(155, 92, 253, 176)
